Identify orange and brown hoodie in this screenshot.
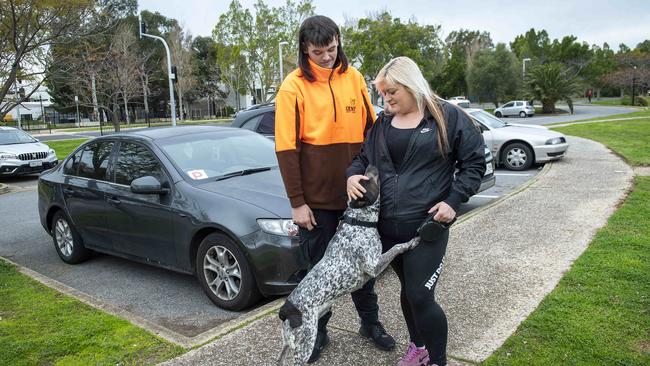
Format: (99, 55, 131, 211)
(275, 59, 375, 210)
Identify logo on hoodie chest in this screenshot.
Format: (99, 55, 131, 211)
(345, 98, 357, 113)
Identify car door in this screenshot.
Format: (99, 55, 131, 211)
(502, 102, 515, 116)
(61, 140, 115, 250)
(515, 101, 524, 115)
(103, 140, 177, 267)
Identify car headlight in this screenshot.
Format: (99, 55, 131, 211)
(47, 149, 56, 156)
(0, 152, 17, 160)
(546, 137, 565, 145)
(257, 219, 299, 237)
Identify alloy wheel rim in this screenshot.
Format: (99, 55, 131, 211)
(203, 245, 242, 301)
(54, 218, 74, 257)
(507, 148, 527, 167)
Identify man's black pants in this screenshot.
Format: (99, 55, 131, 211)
(298, 208, 379, 332)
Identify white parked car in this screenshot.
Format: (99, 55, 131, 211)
(494, 100, 535, 118)
(0, 127, 58, 177)
(447, 96, 470, 109)
(467, 109, 569, 171)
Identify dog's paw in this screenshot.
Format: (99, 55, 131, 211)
(408, 237, 421, 249)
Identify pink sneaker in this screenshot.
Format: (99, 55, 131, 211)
(397, 342, 429, 366)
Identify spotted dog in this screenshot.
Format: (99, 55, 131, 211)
(277, 166, 419, 366)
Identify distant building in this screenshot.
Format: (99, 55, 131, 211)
(2, 86, 52, 122)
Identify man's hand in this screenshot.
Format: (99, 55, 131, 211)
(428, 202, 456, 223)
(292, 204, 317, 231)
(347, 175, 368, 201)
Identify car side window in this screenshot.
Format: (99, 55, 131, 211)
(515, 102, 523, 107)
(240, 115, 262, 131)
(114, 142, 167, 186)
(63, 149, 83, 175)
(503, 102, 514, 108)
(77, 141, 114, 180)
(257, 111, 275, 135)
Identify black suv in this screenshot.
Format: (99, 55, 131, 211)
(231, 103, 496, 192)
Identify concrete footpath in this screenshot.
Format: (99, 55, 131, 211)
(161, 136, 633, 366)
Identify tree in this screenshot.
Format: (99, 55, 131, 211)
(510, 28, 551, 63)
(343, 12, 444, 101)
(437, 29, 492, 98)
(525, 63, 579, 113)
(213, 0, 314, 105)
(0, 0, 98, 121)
(467, 43, 519, 107)
(168, 24, 196, 121)
(582, 43, 617, 98)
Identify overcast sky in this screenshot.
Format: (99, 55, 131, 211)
(138, 0, 650, 50)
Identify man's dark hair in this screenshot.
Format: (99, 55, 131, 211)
(298, 15, 348, 82)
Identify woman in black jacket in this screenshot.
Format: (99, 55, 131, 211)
(346, 57, 486, 366)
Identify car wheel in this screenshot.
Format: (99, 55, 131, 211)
(495, 111, 503, 118)
(196, 233, 261, 310)
(51, 211, 91, 264)
(519, 111, 527, 118)
(502, 142, 533, 171)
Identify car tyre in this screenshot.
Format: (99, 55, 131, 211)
(495, 111, 503, 118)
(196, 233, 261, 310)
(502, 142, 534, 171)
(519, 111, 527, 118)
(51, 211, 91, 264)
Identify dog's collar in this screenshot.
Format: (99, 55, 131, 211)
(341, 215, 377, 228)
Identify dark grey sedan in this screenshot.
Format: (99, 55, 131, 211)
(37, 126, 304, 310)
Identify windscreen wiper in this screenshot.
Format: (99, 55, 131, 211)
(214, 167, 272, 181)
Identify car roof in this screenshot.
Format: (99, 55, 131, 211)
(0, 126, 19, 131)
(109, 125, 246, 141)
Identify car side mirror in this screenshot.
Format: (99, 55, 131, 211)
(130, 176, 170, 195)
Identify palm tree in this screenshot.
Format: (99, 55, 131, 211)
(526, 63, 579, 114)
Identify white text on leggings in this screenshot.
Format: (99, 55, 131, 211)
(424, 257, 445, 290)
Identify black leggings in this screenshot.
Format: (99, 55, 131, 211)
(380, 219, 449, 366)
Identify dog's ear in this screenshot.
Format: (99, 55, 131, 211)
(365, 165, 379, 187)
(350, 167, 380, 208)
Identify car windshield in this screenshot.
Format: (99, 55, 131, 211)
(470, 110, 507, 129)
(0, 129, 37, 145)
(157, 131, 278, 181)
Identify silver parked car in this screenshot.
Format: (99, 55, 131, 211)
(494, 100, 535, 118)
(0, 126, 58, 177)
(468, 108, 569, 171)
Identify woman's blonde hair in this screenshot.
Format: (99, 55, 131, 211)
(374, 56, 449, 155)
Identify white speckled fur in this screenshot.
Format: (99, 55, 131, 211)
(278, 177, 419, 365)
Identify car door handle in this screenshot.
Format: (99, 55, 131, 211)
(62, 188, 74, 195)
(107, 197, 121, 205)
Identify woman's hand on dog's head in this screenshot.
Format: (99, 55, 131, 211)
(347, 175, 368, 202)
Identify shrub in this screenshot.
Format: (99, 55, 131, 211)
(621, 95, 648, 106)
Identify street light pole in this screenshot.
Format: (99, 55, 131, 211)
(75, 95, 80, 127)
(632, 65, 637, 106)
(139, 13, 177, 127)
(279, 41, 289, 83)
(522, 58, 531, 79)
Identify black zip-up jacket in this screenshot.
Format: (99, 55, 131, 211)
(346, 101, 486, 222)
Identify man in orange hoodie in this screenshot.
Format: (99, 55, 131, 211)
(275, 15, 395, 363)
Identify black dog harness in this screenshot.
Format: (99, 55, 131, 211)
(341, 215, 377, 228)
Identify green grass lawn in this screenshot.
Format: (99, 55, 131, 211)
(591, 98, 624, 106)
(0, 259, 185, 366)
(43, 138, 89, 160)
(482, 176, 650, 366)
(552, 118, 650, 166)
